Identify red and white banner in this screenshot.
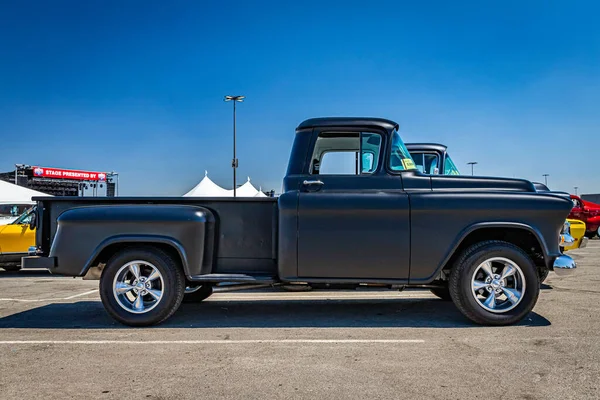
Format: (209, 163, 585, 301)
(32, 166, 107, 182)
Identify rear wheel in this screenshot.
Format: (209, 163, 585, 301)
(449, 240, 540, 326)
(100, 247, 185, 326)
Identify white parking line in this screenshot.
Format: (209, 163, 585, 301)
(63, 289, 99, 299)
(0, 289, 99, 302)
(0, 339, 425, 345)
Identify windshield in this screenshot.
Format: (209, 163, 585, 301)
(12, 208, 34, 225)
(389, 130, 417, 171)
(444, 155, 461, 175)
(0, 204, 31, 219)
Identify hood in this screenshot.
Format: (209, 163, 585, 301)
(430, 175, 537, 192)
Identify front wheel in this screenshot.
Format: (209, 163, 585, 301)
(449, 240, 540, 326)
(100, 247, 185, 326)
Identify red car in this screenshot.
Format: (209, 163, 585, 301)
(569, 195, 600, 238)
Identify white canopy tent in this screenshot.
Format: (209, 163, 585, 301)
(0, 179, 51, 225)
(0, 179, 51, 205)
(183, 172, 267, 198)
(235, 178, 261, 197)
(183, 171, 232, 197)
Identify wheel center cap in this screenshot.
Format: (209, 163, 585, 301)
(491, 280, 501, 289)
(136, 282, 145, 290)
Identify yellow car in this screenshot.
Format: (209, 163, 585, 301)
(563, 219, 588, 251)
(0, 209, 35, 271)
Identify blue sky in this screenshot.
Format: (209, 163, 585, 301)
(0, 0, 598, 195)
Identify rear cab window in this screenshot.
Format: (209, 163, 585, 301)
(310, 132, 383, 175)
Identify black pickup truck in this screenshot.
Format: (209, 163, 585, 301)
(24, 117, 575, 326)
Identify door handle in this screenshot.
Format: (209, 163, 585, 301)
(303, 180, 324, 186)
(302, 180, 324, 191)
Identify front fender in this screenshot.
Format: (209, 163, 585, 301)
(420, 221, 555, 283)
(49, 204, 215, 277)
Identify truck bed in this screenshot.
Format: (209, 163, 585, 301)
(35, 197, 279, 276)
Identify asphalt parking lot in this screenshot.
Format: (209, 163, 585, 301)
(0, 241, 599, 400)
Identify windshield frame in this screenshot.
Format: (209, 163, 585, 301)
(386, 129, 418, 173)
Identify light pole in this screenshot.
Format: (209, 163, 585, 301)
(542, 174, 549, 186)
(574, 186, 579, 196)
(467, 161, 478, 176)
(224, 95, 245, 197)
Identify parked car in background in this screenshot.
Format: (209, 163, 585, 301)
(0, 208, 35, 271)
(563, 219, 588, 251)
(0, 203, 32, 226)
(569, 195, 600, 238)
(405, 143, 460, 175)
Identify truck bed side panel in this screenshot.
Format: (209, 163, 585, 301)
(38, 197, 278, 277)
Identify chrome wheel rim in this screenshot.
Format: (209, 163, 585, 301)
(112, 261, 164, 314)
(470, 257, 526, 313)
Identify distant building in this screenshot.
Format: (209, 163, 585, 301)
(582, 194, 600, 204)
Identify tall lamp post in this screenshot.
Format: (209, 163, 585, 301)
(542, 174, 549, 186)
(467, 161, 478, 176)
(574, 186, 579, 196)
(224, 95, 245, 197)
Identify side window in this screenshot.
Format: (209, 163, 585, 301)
(411, 153, 440, 174)
(310, 131, 382, 175)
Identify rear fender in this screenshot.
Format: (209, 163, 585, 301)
(49, 204, 215, 277)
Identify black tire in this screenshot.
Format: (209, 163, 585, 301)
(100, 246, 185, 327)
(448, 240, 540, 326)
(539, 268, 550, 283)
(430, 286, 452, 301)
(183, 284, 213, 303)
(1, 265, 21, 272)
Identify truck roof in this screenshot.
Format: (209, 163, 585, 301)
(405, 143, 448, 153)
(297, 117, 398, 131)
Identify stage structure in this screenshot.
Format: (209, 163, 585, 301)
(0, 165, 119, 197)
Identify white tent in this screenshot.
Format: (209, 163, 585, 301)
(183, 171, 232, 197)
(183, 172, 268, 198)
(235, 178, 261, 197)
(254, 187, 268, 197)
(0, 179, 51, 205)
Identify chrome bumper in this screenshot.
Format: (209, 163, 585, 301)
(553, 255, 577, 276)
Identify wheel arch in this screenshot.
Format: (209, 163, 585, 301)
(85, 235, 189, 277)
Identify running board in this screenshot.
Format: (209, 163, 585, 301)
(188, 273, 277, 283)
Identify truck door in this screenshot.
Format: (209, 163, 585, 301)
(296, 129, 411, 280)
